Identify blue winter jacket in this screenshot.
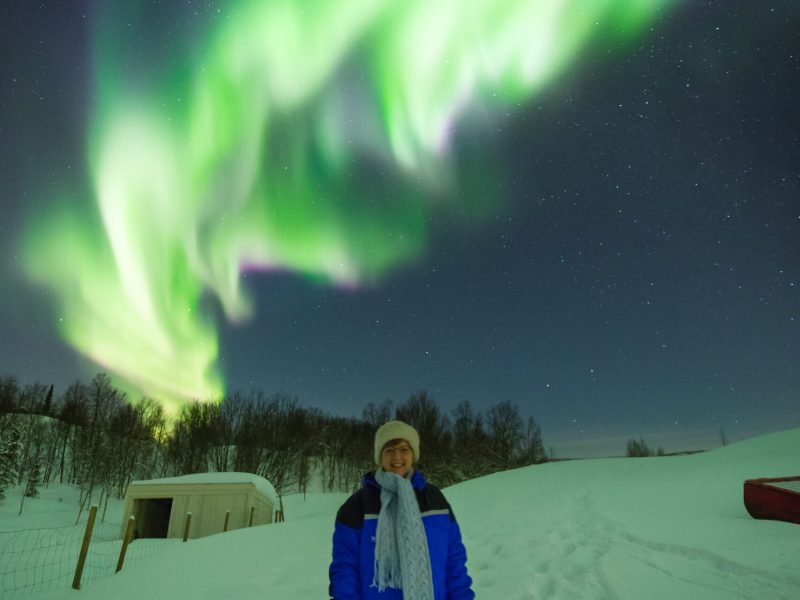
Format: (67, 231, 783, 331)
(329, 470, 474, 599)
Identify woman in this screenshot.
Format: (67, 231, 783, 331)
(329, 420, 474, 599)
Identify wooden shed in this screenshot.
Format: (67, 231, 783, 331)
(121, 472, 276, 540)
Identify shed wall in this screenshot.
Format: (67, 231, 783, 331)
(121, 481, 274, 540)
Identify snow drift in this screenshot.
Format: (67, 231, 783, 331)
(10, 427, 800, 600)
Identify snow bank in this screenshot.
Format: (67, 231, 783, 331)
(7, 427, 799, 600)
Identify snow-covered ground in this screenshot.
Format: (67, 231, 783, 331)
(1, 428, 798, 599)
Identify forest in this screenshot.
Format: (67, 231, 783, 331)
(0, 373, 547, 518)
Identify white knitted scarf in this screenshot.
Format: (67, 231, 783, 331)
(371, 469, 434, 599)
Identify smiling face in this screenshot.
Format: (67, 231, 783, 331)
(380, 438, 414, 477)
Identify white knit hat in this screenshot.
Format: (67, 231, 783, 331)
(374, 420, 420, 465)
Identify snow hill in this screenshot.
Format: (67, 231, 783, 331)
(8, 427, 800, 599)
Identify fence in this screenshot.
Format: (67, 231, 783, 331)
(0, 506, 174, 599)
(0, 499, 285, 599)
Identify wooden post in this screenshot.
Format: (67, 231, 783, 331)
(274, 495, 284, 522)
(223, 510, 230, 532)
(72, 505, 98, 590)
(248, 506, 255, 527)
(182, 512, 192, 542)
(116, 515, 136, 573)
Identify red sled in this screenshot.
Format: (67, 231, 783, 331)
(743, 477, 800, 525)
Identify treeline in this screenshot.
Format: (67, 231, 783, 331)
(625, 437, 665, 457)
(0, 374, 166, 520)
(0, 374, 547, 512)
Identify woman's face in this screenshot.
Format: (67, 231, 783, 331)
(380, 439, 414, 477)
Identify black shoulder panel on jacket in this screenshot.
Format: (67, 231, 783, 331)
(418, 484, 455, 521)
(335, 485, 381, 529)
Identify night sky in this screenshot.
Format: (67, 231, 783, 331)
(1, 1, 798, 457)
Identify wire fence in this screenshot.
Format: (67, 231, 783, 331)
(0, 498, 280, 599)
(769, 479, 800, 493)
(0, 510, 175, 599)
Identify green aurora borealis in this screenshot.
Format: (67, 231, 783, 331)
(21, 0, 676, 414)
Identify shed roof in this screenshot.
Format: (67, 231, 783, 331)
(128, 472, 277, 503)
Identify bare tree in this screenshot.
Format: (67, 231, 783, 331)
(719, 428, 729, 447)
(0, 376, 19, 418)
(315, 415, 372, 493)
(207, 397, 234, 472)
(0, 416, 23, 500)
(626, 437, 653, 457)
(519, 416, 546, 466)
(451, 401, 492, 480)
(75, 373, 126, 522)
(55, 381, 88, 484)
(253, 393, 307, 494)
(17, 416, 47, 515)
(395, 391, 453, 484)
(486, 400, 523, 469)
(135, 397, 167, 477)
(166, 400, 221, 475)
(17, 383, 48, 415)
(362, 399, 394, 428)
